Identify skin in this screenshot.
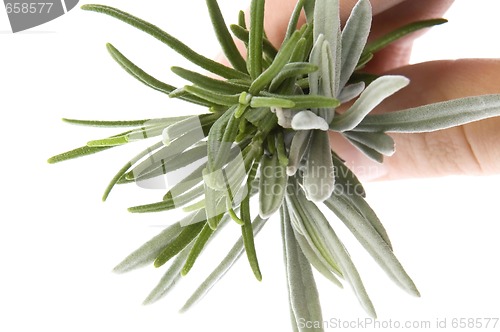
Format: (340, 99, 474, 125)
(261, 0, 500, 180)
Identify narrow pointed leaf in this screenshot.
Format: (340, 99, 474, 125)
(281, 205, 324, 332)
(154, 222, 205, 268)
(106, 43, 211, 107)
(206, 0, 248, 73)
(347, 138, 384, 163)
(356, 94, 500, 133)
(364, 18, 448, 55)
(103, 141, 163, 201)
(62, 118, 154, 127)
(180, 216, 267, 312)
(332, 152, 366, 197)
(171, 66, 248, 95)
(143, 242, 193, 305)
(259, 154, 287, 218)
(344, 131, 395, 156)
(324, 194, 420, 296)
(303, 130, 335, 202)
(247, 0, 265, 79)
(287, 130, 312, 176)
(269, 61, 317, 93)
(291, 190, 377, 318)
(229, 24, 278, 60)
(82, 5, 248, 80)
(340, 0, 372, 89)
(113, 221, 182, 273)
(249, 30, 302, 94)
(47, 145, 112, 164)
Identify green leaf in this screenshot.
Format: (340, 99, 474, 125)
(171, 66, 249, 95)
(112, 221, 182, 273)
(62, 118, 154, 127)
(249, 30, 302, 94)
(343, 131, 395, 156)
(182, 85, 239, 107)
(182, 215, 222, 276)
(247, 0, 265, 79)
(285, 0, 306, 41)
(269, 62, 318, 93)
(128, 185, 204, 213)
(330, 75, 409, 132)
(281, 205, 324, 332)
(241, 161, 262, 281)
(356, 94, 500, 133)
(302, 130, 335, 202)
(340, 0, 372, 89)
(324, 193, 420, 297)
(47, 145, 113, 164)
(205, 0, 248, 73)
(259, 153, 287, 218)
(230, 24, 278, 60)
(82, 5, 248, 80)
(106, 43, 212, 108)
(250, 96, 295, 109)
(87, 135, 129, 147)
(261, 92, 340, 109)
(154, 221, 205, 268)
(180, 216, 267, 313)
(103, 141, 164, 201)
(364, 18, 448, 55)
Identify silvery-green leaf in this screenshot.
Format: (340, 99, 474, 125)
(287, 130, 312, 176)
(330, 75, 410, 132)
(347, 138, 384, 163)
(285, 190, 342, 276)
(324, 193, 420, 297)
(259, 154, 288, 218)
(308, 34, 325, 97)
(143, 242, 193, 305)
(335, 190, 392, 249)
(344, 131, 395, 156)
(281, 205, 324, 332)
(340, 0, 372, 89)
(180, 216, 267, 312)
(331, 152, 366, 197)
(314, 0, 341, 95)
(113, 221, 183, 273)
(303, 130, 335, 202)
(291, 110, 329, 131)
(288, 189, 376, 317)
(355, 94, 500, 133)
(339, 82, 365, 104)
(292, 225, 343, 288)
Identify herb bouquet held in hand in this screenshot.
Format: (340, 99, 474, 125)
(49, 0, 500, 329)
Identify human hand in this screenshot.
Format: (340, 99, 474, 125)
(263, 0, 500, 179)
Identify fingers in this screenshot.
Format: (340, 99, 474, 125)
(331, 59, 500, 179)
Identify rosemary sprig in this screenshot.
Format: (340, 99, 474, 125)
(49, 1, 500, 329)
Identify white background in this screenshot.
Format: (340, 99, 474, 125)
(1, 1, 500, 331)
